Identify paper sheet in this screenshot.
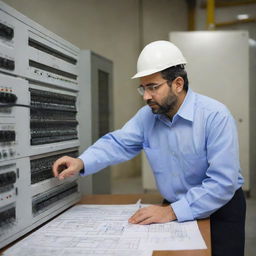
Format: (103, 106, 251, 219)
(3, 204, 207, 256)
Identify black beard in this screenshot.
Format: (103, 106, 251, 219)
(147, 91, 178, 115)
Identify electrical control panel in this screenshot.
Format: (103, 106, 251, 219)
(0, 1, 82, 249)
(0, 1, 79, 91)
(29, 86, 78, 146)
(0, 74, 29, 161)
(0, 163, 17, 210)
(0, 160, 18, 240)
(30, 150, 78, 184)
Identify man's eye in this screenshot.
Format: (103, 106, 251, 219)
(147, 86, 154, 91)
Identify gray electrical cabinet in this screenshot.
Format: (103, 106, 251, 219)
(79, 51, 113, 195)
(0, 1, 82, 248)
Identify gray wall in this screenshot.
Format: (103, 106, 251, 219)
(3, 0, 187, 178)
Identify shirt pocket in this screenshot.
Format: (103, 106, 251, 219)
(181, 153, 208, 185)
(144, 147, 165, 174)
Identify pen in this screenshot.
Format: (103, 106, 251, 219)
(136, 198, 142, 209)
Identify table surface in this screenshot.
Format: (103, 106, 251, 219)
(0, 193, 211, 256)
(78, 194, 212, 256)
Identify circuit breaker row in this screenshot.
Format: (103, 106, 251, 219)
(30, 88, 78, 145)
(0, 1, 82, 249)
(31, 150, 78, 184)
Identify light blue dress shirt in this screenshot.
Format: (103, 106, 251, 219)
(79, 89, 244, 222)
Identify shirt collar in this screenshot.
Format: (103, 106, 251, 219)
(176, 88, 195, 122)
(156, 88, 195, 123)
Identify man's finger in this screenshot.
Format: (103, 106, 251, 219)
(52, 157, 68, 177)
(58, 166, 76, 180)
(129, 210, 149, 224)
(138, 217, 155, 225)
(128, 209, 142, 221)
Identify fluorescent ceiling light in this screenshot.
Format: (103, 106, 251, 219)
(237, 14, 249, 20)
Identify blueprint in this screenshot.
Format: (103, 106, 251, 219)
(3, 204, 207, 256)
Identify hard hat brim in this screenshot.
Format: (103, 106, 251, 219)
(131, 68, 162, 79)
(131, 60, 187, 79)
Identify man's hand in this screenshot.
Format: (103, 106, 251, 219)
(128, 205, 177, 225)
(52, 156, 84, 180)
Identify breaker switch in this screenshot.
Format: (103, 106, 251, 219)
(0, 171, 16, 187)
(0, 23, 14, 40)
(0, 92, 17, 103)
(0, 130, 16, 142)
(0, 57, 15, 70)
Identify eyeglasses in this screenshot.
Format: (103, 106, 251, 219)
(137, 81, 167, 96)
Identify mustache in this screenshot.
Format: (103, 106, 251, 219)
(147, 100, 160, 106)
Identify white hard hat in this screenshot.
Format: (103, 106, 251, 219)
(132, 40, 187, 79)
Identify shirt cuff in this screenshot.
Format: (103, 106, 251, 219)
(78, 150, 98, 176)
(171, 197, 195, 222)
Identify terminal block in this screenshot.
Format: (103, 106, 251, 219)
(0, 22, 14, 40)
(30, 88, 78, 145)
(30, 150, 78, 184)
(0, 204, 15, 228)
(0, 171, 16, 189)
(0, 130, 15, 142)
(0, 91, 17, 104)
(32, 182, 78, 215)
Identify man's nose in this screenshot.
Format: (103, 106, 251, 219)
(143, 90, 152, 101)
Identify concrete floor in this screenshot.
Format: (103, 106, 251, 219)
(112, 176, 256, 256)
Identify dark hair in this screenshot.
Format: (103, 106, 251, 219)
(160, 65, 189, 92)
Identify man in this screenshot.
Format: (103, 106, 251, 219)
(53, 41, 246, 256)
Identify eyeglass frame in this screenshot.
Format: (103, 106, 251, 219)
(137, 81, 168, 96)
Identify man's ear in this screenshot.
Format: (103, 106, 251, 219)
(174, 77, 184, 93)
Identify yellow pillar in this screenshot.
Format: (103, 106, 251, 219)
(187, 0, 196, 31)
(207, 0, 215, 30)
